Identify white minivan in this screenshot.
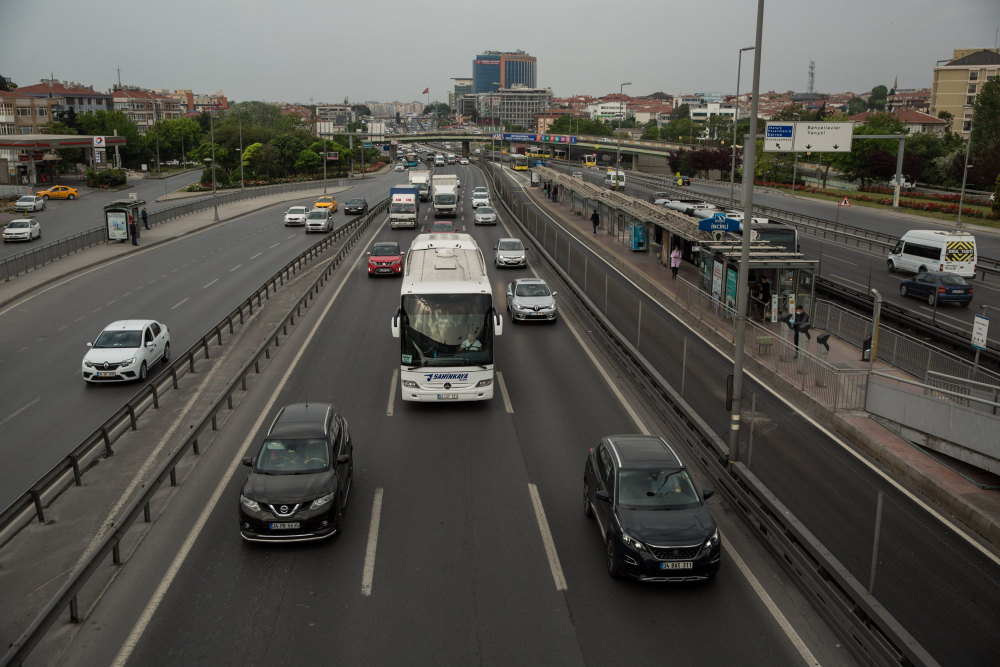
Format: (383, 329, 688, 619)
(887, 230, 977, 278)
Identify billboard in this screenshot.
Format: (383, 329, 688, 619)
(476, 59, 500, 65)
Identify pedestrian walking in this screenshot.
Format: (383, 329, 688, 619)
(669, 246, 682, 279)
(792, 304, 809, 357)
(759, 275, 773, 320)
(551, 185, 558, 202)
(129, 217, 139, 246)
(590, 209, 600, 235)
(141, 206, 149, 230)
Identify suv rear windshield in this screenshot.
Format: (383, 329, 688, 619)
(255, 439, 330, 473)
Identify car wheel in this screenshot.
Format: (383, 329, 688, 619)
(900, 285, 907, 297)
(139, 361, 147, 381)
(583, 482, 593, 517)
(162, 342, 170, 363)
(68, 194, 76, 200)
(960, 301, 970, 308)
(887, 260, 895, 273)
(927, 293, 935, 306)
(606, 537, 621, 579)
(42, 195, 49, 200)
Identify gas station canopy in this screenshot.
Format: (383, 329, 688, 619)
(0, 134, 128, 150)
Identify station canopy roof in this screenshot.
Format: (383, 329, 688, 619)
(0, 134, 128, 150)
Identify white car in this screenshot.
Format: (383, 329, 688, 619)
(3, 219, 41, 242)
(599, 138, 612, 144)
(460, 158, 469, 165)
(304, 208, 332, 233)
(83, 320, 170, 383)
(395, 164, 405, 172)
(471, 189, 490, 208)
(474, 206, 497, 225)
(284, 206, 308, 226)
(13, 196, 45, 213)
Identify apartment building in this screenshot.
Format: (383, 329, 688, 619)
(494, 86, 553, 128)
(15, 79, 113, 119)
(0, 91, 64, 136)
(112, 87, 183, 134)
(930, 48, 999, 139)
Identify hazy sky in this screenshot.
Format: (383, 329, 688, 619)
(5, 0, 998, 104)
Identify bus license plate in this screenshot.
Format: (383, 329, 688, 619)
(661, 562, 693, 570)
(270, 522, 300, 530)
(438, 394, 458, 400)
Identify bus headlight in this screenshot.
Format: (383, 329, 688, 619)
(402, 380, 419, 388)
(476, 379, 493, 387)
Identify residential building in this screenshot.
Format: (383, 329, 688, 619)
(847, 109, 946, 135)
(15, 79, 113, 119)
(930, 48, 999, 138)
(633, 103, 674, 125)
(193, 91, 228, 111)
(472, 50, 537, 94)
(533, 109, 587, 134)
(673, 94, 704, 108)
(112, 87, 183, 134)
(689, 102, 743, 124)
(488, 85, 552, 129)
(151, 89, 195, 112)
(587, 101, 630, 121)
(315, 104, 355, 126)
(887, 89, 931, 113)
(0, 91, 63, 136)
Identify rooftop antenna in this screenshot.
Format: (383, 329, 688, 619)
(807, 61, 815, 95)
(116, 64, 122, 90)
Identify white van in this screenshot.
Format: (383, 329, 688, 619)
(887, 230, 977, 278)
(604, 170, 626, 188)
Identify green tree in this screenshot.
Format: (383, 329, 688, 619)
(76, 110, 144, 166)
(833, 112, 906, 186)
(270, 133, 307, 174)
(294, 149, 321, 174)
(670, 104, 690, 120)
(640, 120, 660, 140)
(847, 97, 867, 116)
(351, 104, 372, 117)
(993, 173, 1000, 212)
(661, 117, 694, 143)
(347, 121, 368, 133)
(937, 110, 954, 135)
(867, 85, 888, 111)
(242, 142, 264, 171)
(148, 118, 202, 162)
(970, 75, 1000, 189)
(0, 74, 10, 92)
(706, 114, 733, 143)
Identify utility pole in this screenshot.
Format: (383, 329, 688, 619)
(728, 0, 765, 463)
(616, 82, 632, 189)
(730, 46, 755, 207)
(238, 107, 244, 188)
(956, 104, 975, 229)
(323, 136, 327, 194)
(210, 111, 218, 221)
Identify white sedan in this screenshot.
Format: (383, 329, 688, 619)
(460, 158, 469, 165)
(3, 219, 41, 242)
(13, 196, 45, 213)
(471, 190, 490, 208)
(284, 206, 308, 226)
(83, 320, 171, 383)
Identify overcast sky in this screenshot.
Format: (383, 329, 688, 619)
(5, 0, 999, 104)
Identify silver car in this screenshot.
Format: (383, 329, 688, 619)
(475, 206, 497, 225)
(494, 238, 526, 268)
(472, 189, 490, 208)
(506, 278, 557, 323)
(304, 208, 331, 233)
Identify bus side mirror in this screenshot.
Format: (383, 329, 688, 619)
(494, 311, 503, 336)
(391, 310, 400, 338)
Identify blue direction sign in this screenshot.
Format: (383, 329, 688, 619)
(698, 212, 740, 232)
(364, 142, 372, 148)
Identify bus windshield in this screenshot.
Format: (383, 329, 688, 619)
(400, 294, 493, 368)
(754, 228, 796, 250)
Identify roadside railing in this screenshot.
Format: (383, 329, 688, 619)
(0, 197, 387, 666)
(0, 178, 350, 284)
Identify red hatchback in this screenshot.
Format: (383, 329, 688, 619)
(368, 242, 403, 277)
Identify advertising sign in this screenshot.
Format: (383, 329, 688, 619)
(770, 295, 778, 323)
(92, 136, 105, 148)
(476, 59, 500, 65)
(725, 268, 738, 309)
(972, 315, 989, 350)
(712, 260, 724, 301)
(326, 152, 338, 160)
(106, 210, 128, 241)
(503, 133, 538, 142)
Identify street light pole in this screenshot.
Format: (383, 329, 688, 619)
(617, 82, 632, 189)
(728, 0, 765, 463)
(957, 104, 974, 229)
(323, 136, 328, 194)
(791, 113, 800, 191)
(238, 107, 244, 189)
(210, 111, 218, 221)
(730, 46, 755, 207)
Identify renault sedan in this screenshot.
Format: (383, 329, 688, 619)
(471, 189, 490, 208)
(506, 278, 556, 322)
(239, 403, 353, 542)
(584, 435, 720, 581)
(304, 208, 332, 233)
(82, 320, 170, 383)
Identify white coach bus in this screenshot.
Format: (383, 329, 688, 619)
(391, 233, 503, 402)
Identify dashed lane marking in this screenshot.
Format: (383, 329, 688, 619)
(171, 298, 189, 310)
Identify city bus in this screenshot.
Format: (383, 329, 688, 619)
(391, 233, 503, 402)
(406, 151, 418, 168)
(527, 146, 543, 158)
(583, 154, 597, 167)
(513, 155, 529, 170)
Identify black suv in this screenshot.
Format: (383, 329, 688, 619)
(238, 404, 353, 542)
(584, 435, 720, 581)
(344, 198, 369, 215)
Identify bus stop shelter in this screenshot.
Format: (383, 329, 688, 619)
(0, 134, 127, 186)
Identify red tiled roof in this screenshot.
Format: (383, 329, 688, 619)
(848, 109, 944, 123)
(16, 81, 107, 96)
(112, 88, 173, 101)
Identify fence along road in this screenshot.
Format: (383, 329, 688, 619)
(483, 160, 999, 666)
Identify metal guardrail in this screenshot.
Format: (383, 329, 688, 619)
(0, 198, 387, 666)
(0, 198, 387, 545)
(0, 179, 348, 283)
(477, 159, 939, 667)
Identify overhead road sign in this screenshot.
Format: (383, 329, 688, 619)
(763, 123, 794, 152)
(972, 315, 989, 350)
(792, 122, 853, 152)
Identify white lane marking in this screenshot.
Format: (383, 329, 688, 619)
(75, 316, 85, 322)
(287, 234, 296, 239)
(171, 298, 189, 310)
(250, 252, 262, 260)
(386, 369, 398, 417)
(203, 279, 218, 289)
(527, 484, 567, 591)
(361, 487, 384, 596)
(511, 173, 1000, 568)
(496, 371, 513, 413)
(0, 397, 41, 428)
(726, 536, 821, 666)
(828, 274, 869, 289)
(112, 222, 381, 666)
(820, 255, 858, 266)
(269, 242, 280, 249)
(230, 264, 242, 272)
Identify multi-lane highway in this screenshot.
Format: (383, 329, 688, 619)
(51, 157, 845, 667)
(0, 170, 407, 509)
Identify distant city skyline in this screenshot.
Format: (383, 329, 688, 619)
(5, 0, 997, 105)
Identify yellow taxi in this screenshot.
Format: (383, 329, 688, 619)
(37, 185, 79, 200)
(313, 196, 338, 212)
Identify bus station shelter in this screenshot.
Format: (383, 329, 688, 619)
(0, 134, 127, 186)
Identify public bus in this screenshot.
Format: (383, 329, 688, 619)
(391, 233, 503, 402)
(406, 151, 418, 168)
(583, 154, 597, 168)
(527, 146, 543, 158)
(513, 155, 529, 170)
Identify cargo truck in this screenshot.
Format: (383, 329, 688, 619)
(432, 174, 458, 217)
(409, 171, 431, 201)
(389, 185, 420, 228)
